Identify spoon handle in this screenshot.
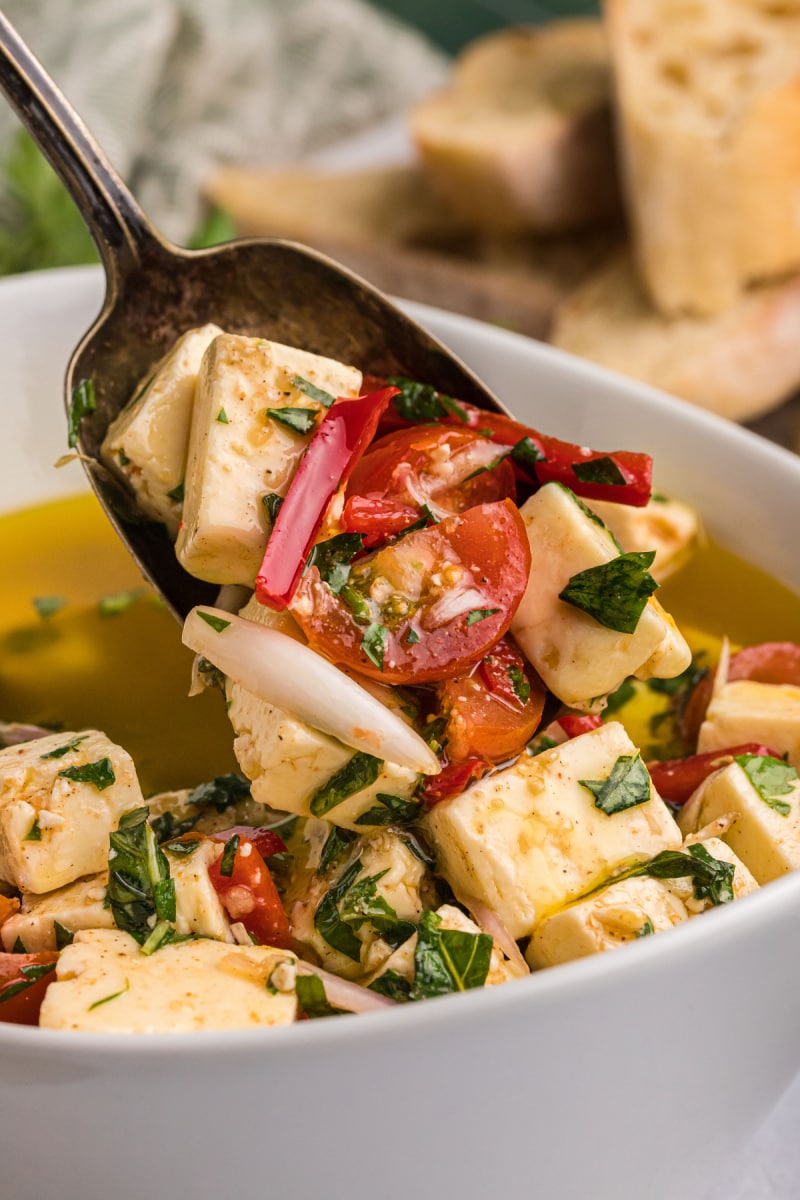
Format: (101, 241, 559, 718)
(0, 12, 168, 283)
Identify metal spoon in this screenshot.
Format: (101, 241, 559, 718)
(0, 13, 508, 620)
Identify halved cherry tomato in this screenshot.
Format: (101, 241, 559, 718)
(208, 836, 291, 949)
(291, 500, 531, 684)
(557, 714, 604, 738)
(0, 952, 58, 1025)
(421, 758, 491, 807)
(347, 426, 516, 521)
(209, 826, 287, 860)
(682, 643, 800, 745)
(647, 743, 782, 806)
(439, 637, 545, 764)
(340, 495, 422, 548)
(0, 894, 19, 926)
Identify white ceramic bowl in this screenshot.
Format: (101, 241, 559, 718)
(2, 268, 800, 1200)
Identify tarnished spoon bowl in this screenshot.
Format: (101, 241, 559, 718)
(0, 12, 506, 620)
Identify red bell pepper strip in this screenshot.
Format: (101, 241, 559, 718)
(340, 494, 421, 548)
(557, 714, 604, 739)
(255, 387, 398, 609)
(647, 743, 783, 806)
(420, 758, 491, 808)
(208, 835, 292, 949)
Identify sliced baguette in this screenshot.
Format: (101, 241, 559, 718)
(410, 20, 620, 234)
(605, 0, 800, 316)
(551, 251, 800, 422)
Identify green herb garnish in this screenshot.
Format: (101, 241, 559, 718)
(339, 870, 416, 950)
(635, 918, 655, 938)
(262, 492, 284, 525)
(510, 436, 545, 476)
(466, 608, 500, 627)
(368, 969, 413, 1002)
(405, 628, 420, 644)
(310, 753, 383, 818)
(24, 817, 42, 842)
(197, 611, 230, 633)
(594, 846, 735, 908)
(559, 551, 659, 634)
(295, 973, 347, 1018)
(579, 753, 651, 815)
(54, 921, 74, 950)
(187, 774, 251, 812)
(604, 679, 636, 714)
(572, 456, 626, 486)
(58, 758, 116, 792)
(216, 407, 229, 424)
(292, 375, 336, 408)
(32, 595, 66, 619)
(735, 753, 797, 817)
(266, 407, 318, 435)
(0, 960, 56, 1003)
(464, 452, 511, 482)
(527, 735, 559, 756)
(307, 532, 364, 594)
(98, 589, 143, 618)
(313, 860, 364, 961)
(219, 834, 240, 877)
(388, 376, 469, 424)
(354, 793, 423, 828)
(88, 979, 130, 1010)
(68, 378, 96, 448)
(362, 622, 388, 671)
(12, 937, 26, 954)
(40, 735, 89, 761)
(507, 666, 530, 704)
(318, 827, 357, 876)
(167, 481, 185, 503)
(106, 807, 176, 945)
(412, 910, 493, 998)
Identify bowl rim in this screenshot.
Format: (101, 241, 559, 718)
(2, 264, 800, 1057)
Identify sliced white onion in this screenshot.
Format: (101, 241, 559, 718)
(425, 583, 489, 629)
(294, 959, 396, 1012)
(0, 721, 54, 747)
(712, 636, 731, 700)
(183, 607, 440, 775)
(461, 894, 529, 973)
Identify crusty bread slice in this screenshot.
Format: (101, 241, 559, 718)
(605, 0, 800, 316)
(551, 251, 800, 422)
(410, 20, 620, 234)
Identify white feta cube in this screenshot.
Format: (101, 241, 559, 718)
(39, 928, 297, 1032)
(100, 324, 223, 536)
(425, 721, 681, 938)
(165, 838, 233, 942)
(0, 731, 144, 894)
(0, 874, 114, 953)
(510, 483, 691, 711)
(176, 334, 362, 585)
(698, 680, 800, 769)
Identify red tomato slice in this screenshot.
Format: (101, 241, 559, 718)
(347, 426, 516, 520)
(209, 826, 287, 860)
(557, 714, 604, 738)
(421, 758, 491, 807)
(0, 952, 58, 1025)
(682, 642, 800, 745)
(340, 495, 422, 548)
(437, 637, 545, 764)
(647, 743, 782, 806)
(291, 500, 531, 684)
(208, 837, 291, 949)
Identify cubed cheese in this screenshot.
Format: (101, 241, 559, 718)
(165, 839, 233, 942)
(0, 731, 144, 893)
(527, 876, 689, 969)
(698, 679, 800, 768)
(510, 483, 691, 711)
(425, 721, 681, 938)
(289, 832, 428, 980)
(100, 324, 223, 536)
(587, 494, 700, 582)
(39, 928, 297, 1032)
(227, 598, 419, 829)
(176, 335, 362, 585)
(679, 758, 800, 883)
(0, 874, 113, 952)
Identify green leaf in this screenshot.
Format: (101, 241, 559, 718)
(187, 774, 251, 812)
(313, 860, 364, 961)
(604, 678, 636, 714)
(12, 937, 26, 954)
(354, 793, 423, 828)
(162, 838, 201, 856)
(292, 375, 336, 409)
(295, 973, 347, 1018)
(507, 666, 530, 704)
(216, 408, 229, 424)
(266, 407, 318, 435)
(572, 456, 626, 486)
(58, 757, 116, 792)
(368, 969, 413, 1002)
(32, 595, 67, 619)
(0, 960, 56, 1003)
(307, 533, 364, 594)
(735, 753, 797, 817)
(559, 551, 659, 634)
(262, 492, 284, 525)
(362, 622, 388, 671)
(219, 834, 240, 877)
(24, 817, 42, 842)
(310, 752, 383, 818)
(579, 753, 651, 816)
(339, 871, 416, 950)
(596, 846, 735, 908)
(107, 807, 176, 944)
(464, 452, 511, 482)
(88, 979, 130, 1010)
(197, 611, 230, 633)
(466, 608, 500, 627)
(405, 628, 420, 644)
(54, 921, 75, 950)
(139, 920, 189, 957)
(98, 589, 143, 618)
(341, 584, 372, 624)
(167, 481, 185, 503)
(186, 205, 237, 249)
(686, 843, 736, 906)
(527, 735, 559, 756)
(387, 376, 469, 424)
(40, 734, 89, 760)
(412, 910, 493, 999)
(68, 378, 96, 449)
(510, 436, 546, 475)
(318, 826, 357, 876)
(635, 918, 655, 938)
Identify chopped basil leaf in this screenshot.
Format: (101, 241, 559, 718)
(68, 378, 96, 448)
(262, 492, 284, 525)
(187, 774, 251, 812)
(466, 608, 500, 627)
(527, 735, 559, 756)
(601, 846, 735, 907)
(412, 910, 493, 998)
(647, 661, 707, 698)
(216, 407, 229, 424)
(405, 628, 420, 644)
(735, 753, 797, 817)
(314, 860, 364, 961)
(579, 753, 651, 815)
(464, 451, 511, 482)
(219, 834, 240, 877)
(167, 481, 185, 503)
(162, 838, 201, 856)
(12, 937, 26, 954)
(54, 920, 75, 950)
(88, 979, 130, 1010)
(686, 843, 736, 905)
(507, 666, 531, 704)
(651, 492, 669, 503)
(295, 973, 347, 1018)
(423, 716, 448, 756)
(341, 583, 372, 624)
(398, 832, 436, 869)
(559, 550, 659, 634)
(140, 920, 190, 957)
(59, 757, 116, 792)
(40, 734, 88, 760)
(368, 969, 413, 1002)
(24, 817, 41, 842)
(266, 406, 318, 435)
(118, 449, 131, 467)
(197, 610, 230, 633)
(307, 532, 364, 594)
(387, 376, 469, 425)
(572, 456, 626, 486)
(604, 678, 636, 714)
(107, 806, 176, 944)
(98, 589, 143, 618)
(354, 792, 424, 828)
(310, 752, 383, 818)
(510, 436, 546, 476)
(635, 918, 655, 938)
(339, 870, 416, 950)
(292, 375, 336, 408)
(32, 595, 66, 619)
(362, 622, 388, 671)
(0, 960, 56, 1002)
(318, 826, 357, 876)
